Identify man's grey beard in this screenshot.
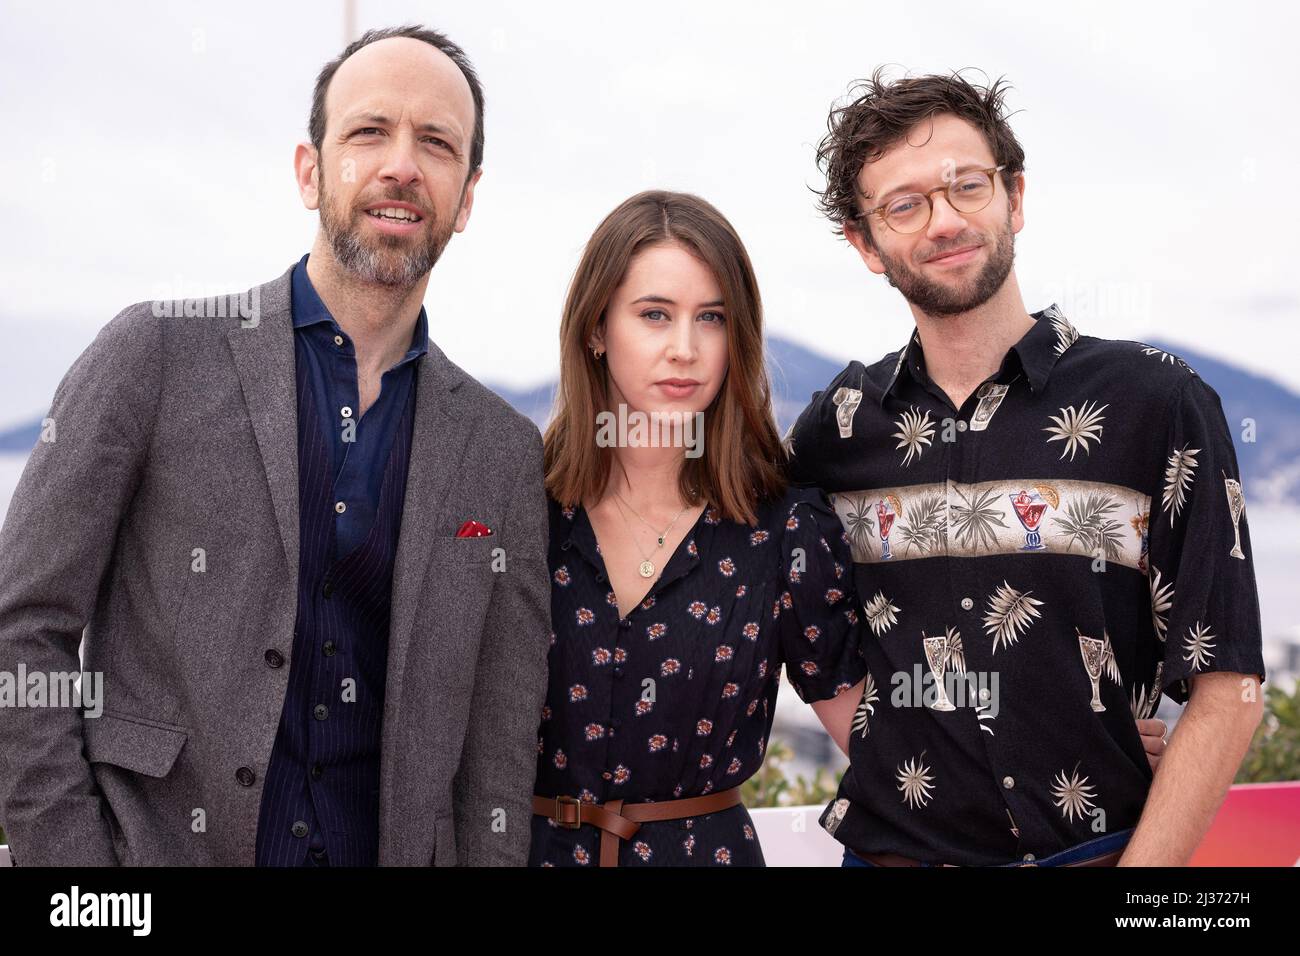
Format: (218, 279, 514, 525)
(876, 210, 1015, 317)
(318, 176, 458, 288)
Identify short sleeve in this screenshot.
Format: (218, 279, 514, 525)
(775, 490, 870, 703)
(1146, 375, 1266, 704)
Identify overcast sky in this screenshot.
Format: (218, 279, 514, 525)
(1, 0, 1297, 431)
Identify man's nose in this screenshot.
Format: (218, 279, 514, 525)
(925, 191, 967, 240)
(376, 132, 422, 188)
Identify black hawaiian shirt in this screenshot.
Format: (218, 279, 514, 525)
(786, 303, 1267, 866)
(529, 487, 868, 866)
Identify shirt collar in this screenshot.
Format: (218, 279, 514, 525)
(879, 303, 1080, 405)
(290, 253, 430, 369)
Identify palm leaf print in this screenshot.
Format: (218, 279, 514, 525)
(1140, 345, 1177, 364)
(982, 581, 1045, 652)
(1051, 765, 1098, 823)
(1100, 630, 1123, 685)
(896, 754, 935, 809)
(949, 485, 1009, 551)
(838, 492, 876, 556)
(1044, 401, 1108, 460)
(1183, 621, 1216, 671)
(1129, 662, 1164, 720)
(863, 591, 901, 637)
(1162, 445, 1200, 519)
(892, 405, 936, 467)
(1149, 566, 1174, 643)
(852, 672, 879, 738)
(1053, 491, 1125, 561)
(897, 493, 948, 555)
(942, 626, 966, 676)
(976, 704, 996, 736)
(1044, 304, 1080, 356)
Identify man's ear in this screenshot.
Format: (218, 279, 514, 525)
(294, 142, 321, 211)
(454, 167, 483, 233)
(844, 220, 887, 276)
(1009, 171, 1026, 234)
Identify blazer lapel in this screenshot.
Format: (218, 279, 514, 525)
(385, 341, 474, 701)
(226, 267, 300, 593)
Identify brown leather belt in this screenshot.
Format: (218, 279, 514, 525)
(533, 787, 744, 866)
(855, 849, 1122, 867)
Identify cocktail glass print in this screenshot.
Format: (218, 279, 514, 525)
(1224, 477, 1246, 559)
(1077, 630, 1107, 713)
(876, 497, 898, 560)
(1009, 489, 1049, 551)
(922, 634, 956, 711)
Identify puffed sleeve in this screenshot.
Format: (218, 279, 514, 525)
(1145, 374, 1266, 704)
(774, 488, 870, 703)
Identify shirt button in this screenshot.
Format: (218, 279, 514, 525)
(333, 335, 344, 347)
(1023, 853, 1036, 862)
(310, 764, 323, 781)
(323, 640, 337, 657)
(613, 666, 624, 678)
(619, 619, 632, 630)
(291, 821, 309, 839)
(235, 766, 256, 787)
(602, 771, 612, 780)
(335, 501, 347, 514)
(560, 541, 572, 551)
(341, 406, 353, 419)
(264, 649, 285, 668)
(314, 704, 329, 721)
(595, 572, 606, 582)
(1003, 776, 1015, 789)
(960, 597, 974, 611)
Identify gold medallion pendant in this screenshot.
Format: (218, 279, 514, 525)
(638, 560, 655, 578)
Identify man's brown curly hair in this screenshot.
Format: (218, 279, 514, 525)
(815, 68, 1026, 247)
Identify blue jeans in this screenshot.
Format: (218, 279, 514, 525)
(841, 828, 1134, 867)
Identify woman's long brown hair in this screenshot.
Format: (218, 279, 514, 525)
(543, 190, 786, 526)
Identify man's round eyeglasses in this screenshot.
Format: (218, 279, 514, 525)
(857, 165, 1007, 235)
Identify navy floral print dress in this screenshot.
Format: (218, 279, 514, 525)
(529, 485, 869, 866)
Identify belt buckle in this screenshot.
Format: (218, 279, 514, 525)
(554, 795, 583, 829)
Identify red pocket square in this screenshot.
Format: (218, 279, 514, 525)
(456, 519, 493, 538)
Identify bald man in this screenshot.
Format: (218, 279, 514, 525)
(0, 26, 551, 867)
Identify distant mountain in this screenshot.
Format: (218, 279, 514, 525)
(2, 334, 1298, 506)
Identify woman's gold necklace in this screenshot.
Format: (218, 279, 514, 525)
(612, 491, 690, 578)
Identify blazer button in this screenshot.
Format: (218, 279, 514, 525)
(311, 763, 324, 780)
(322, 581, 334, 598)
(314, 704, 329, 721)
(323, 641, 337, 657)
(264, 649, 285, 668)
(291, 821, 309, 838)
(235, 767, 256, 787)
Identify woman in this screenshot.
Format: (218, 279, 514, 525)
(528, 191, 1166, 867)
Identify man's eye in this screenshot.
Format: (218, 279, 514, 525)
(424, 137, 450, 149)
(354, 128, 383, 136)
(890, 199, 920, 215)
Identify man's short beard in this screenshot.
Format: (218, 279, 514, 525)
(875, 210, 1016, 317)
(318, 162, 460, 288)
